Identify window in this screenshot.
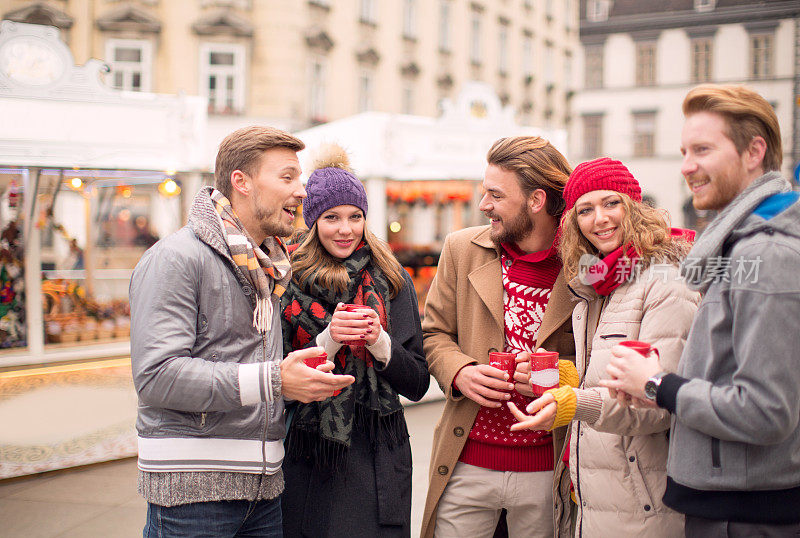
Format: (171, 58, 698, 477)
(633, 112, 656, 157)
(587, 0, 610, 22)
(439, 1, 451, 52)
(565, 0, 574, 31)
(582, 114, 603, 158)
(544, 43, 554, 87)
(358, 71, 373, 112)
(564, 51, 573, 91)
(691, 38, 713, 83)
(402, 0, 416, 39)
(694, 0, 716, 12)
(584, 44, 603, 88)
(470, 10, 482, 65)
(359, 0, 377, 24)
(498, 22, 509, 75)
(309, 58, 326, 121)
(635, 41, 656, 86)
(750, 32, 774, 79)
(200, 43, 246, 114)
(522, 33, 534, 78)
(105, 39, 152, 92)
(402, 84, 414, 114)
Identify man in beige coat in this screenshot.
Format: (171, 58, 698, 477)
(421, 136, 577, 538)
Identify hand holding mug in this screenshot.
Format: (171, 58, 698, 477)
(599, 343, 662, 401)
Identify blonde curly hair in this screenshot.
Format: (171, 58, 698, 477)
(559, 193, 692, 283)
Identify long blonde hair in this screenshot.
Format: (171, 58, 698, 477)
(559, 193, 691, 283)
(290, 222, 406, 299)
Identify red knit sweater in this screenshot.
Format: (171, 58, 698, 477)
(459, 242, 562, 472)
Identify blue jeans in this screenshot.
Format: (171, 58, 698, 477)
(144, 497, 282, 538)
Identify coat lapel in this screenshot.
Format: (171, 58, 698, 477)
(536, 270, 576, 346)
(467, 229, 504, 333)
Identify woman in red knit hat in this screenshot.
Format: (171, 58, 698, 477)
(508, 157, 700, 537)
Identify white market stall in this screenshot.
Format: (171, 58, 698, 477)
(0, 21, 207, 479)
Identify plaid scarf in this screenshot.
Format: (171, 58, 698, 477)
(210, 188, 292, 333)
(281, 242, 407, 473)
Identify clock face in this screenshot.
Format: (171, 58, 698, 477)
(0, 36, 66, 86)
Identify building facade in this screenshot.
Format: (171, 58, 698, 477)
(1, 0, 580, 136)
(572, 0, 800, 227)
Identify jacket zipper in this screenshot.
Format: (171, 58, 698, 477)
(260, 331, 269, 476)
(200, 413, 206, 428)
(711, 437, 721, 468)
(573, 293, 593, 538)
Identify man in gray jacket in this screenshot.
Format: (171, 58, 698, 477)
(603, 84, 800, 536)
(130, 126, 354, 536)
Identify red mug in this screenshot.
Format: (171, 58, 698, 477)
(530, 351, 559, 397)
(342, 304, 371, 347)
(303, 352, 340, 396)
(619, 340, 659, 358)
(489, 351, 517, 382)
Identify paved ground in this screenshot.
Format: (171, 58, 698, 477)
(0, 399, 445, 537)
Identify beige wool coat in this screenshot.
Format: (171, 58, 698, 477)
(554, 264, 700, 537)
(420, 226, 576, 538)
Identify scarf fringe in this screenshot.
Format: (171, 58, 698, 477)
(253, 296, 271, 333)
(287, 404, 409, 473)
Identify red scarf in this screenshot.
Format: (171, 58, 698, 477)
(588, 228, 695, 296)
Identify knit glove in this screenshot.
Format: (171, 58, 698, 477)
(544, 386, 577, 430)
(558, 360, 580, 388)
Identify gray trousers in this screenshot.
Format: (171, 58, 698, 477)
(685, 515, 800, 537)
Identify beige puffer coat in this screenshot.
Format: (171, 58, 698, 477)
(553, 264, 700, 537)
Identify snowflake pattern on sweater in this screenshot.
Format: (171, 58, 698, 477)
(467, 250, 556, 447)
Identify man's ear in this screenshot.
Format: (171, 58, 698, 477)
(528, 189, 547, 214)
(744, 136, 767, 173)
(230, 170, 249, 197)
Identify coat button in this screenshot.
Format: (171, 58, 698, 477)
(504, 259, 512, 267)
(576, 314, 582, 320)
(629, 456, 635, 462)
(437, 465, 449, 475)
(644, 505, 651, 511)
(453, 427, 464, 437)
(242, 285, 253, 295)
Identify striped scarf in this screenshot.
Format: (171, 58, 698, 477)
(210, 188, 291, 333)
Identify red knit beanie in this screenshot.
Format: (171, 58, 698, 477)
(563, 157, 642, 210)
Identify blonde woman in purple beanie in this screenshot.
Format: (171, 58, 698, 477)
(508, 158, 699, 537)
(279, 144, 429, 537)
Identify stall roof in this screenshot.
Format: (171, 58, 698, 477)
(295, 81, 567, 182)
(0, 21, 206, 172)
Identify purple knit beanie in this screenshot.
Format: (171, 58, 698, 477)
(302, 144, 368, 225)
(563, 157, 642, 210)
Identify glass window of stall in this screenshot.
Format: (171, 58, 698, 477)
(0, 169, 26, 351)
(36, 170, 182, 349)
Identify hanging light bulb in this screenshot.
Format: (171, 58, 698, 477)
(158, 179, 181, 197)
(68, 177, 83, 190)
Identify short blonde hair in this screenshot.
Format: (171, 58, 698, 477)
(683, 84, 782, 172)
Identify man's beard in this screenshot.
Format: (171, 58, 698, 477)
(253, 192, 293, 239)
(488, 205, 534, 246)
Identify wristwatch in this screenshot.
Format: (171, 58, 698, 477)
(644, 372, 667, 401)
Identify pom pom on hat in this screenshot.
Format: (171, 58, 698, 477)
(302, 144, 368, 225)
(563, 157, 642, 211)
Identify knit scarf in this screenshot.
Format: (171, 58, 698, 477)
(208, 189, 291, 333)
(282, 242, 406, 473)
(588, 244, 640, 296)
(681, 171, 789, 293)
